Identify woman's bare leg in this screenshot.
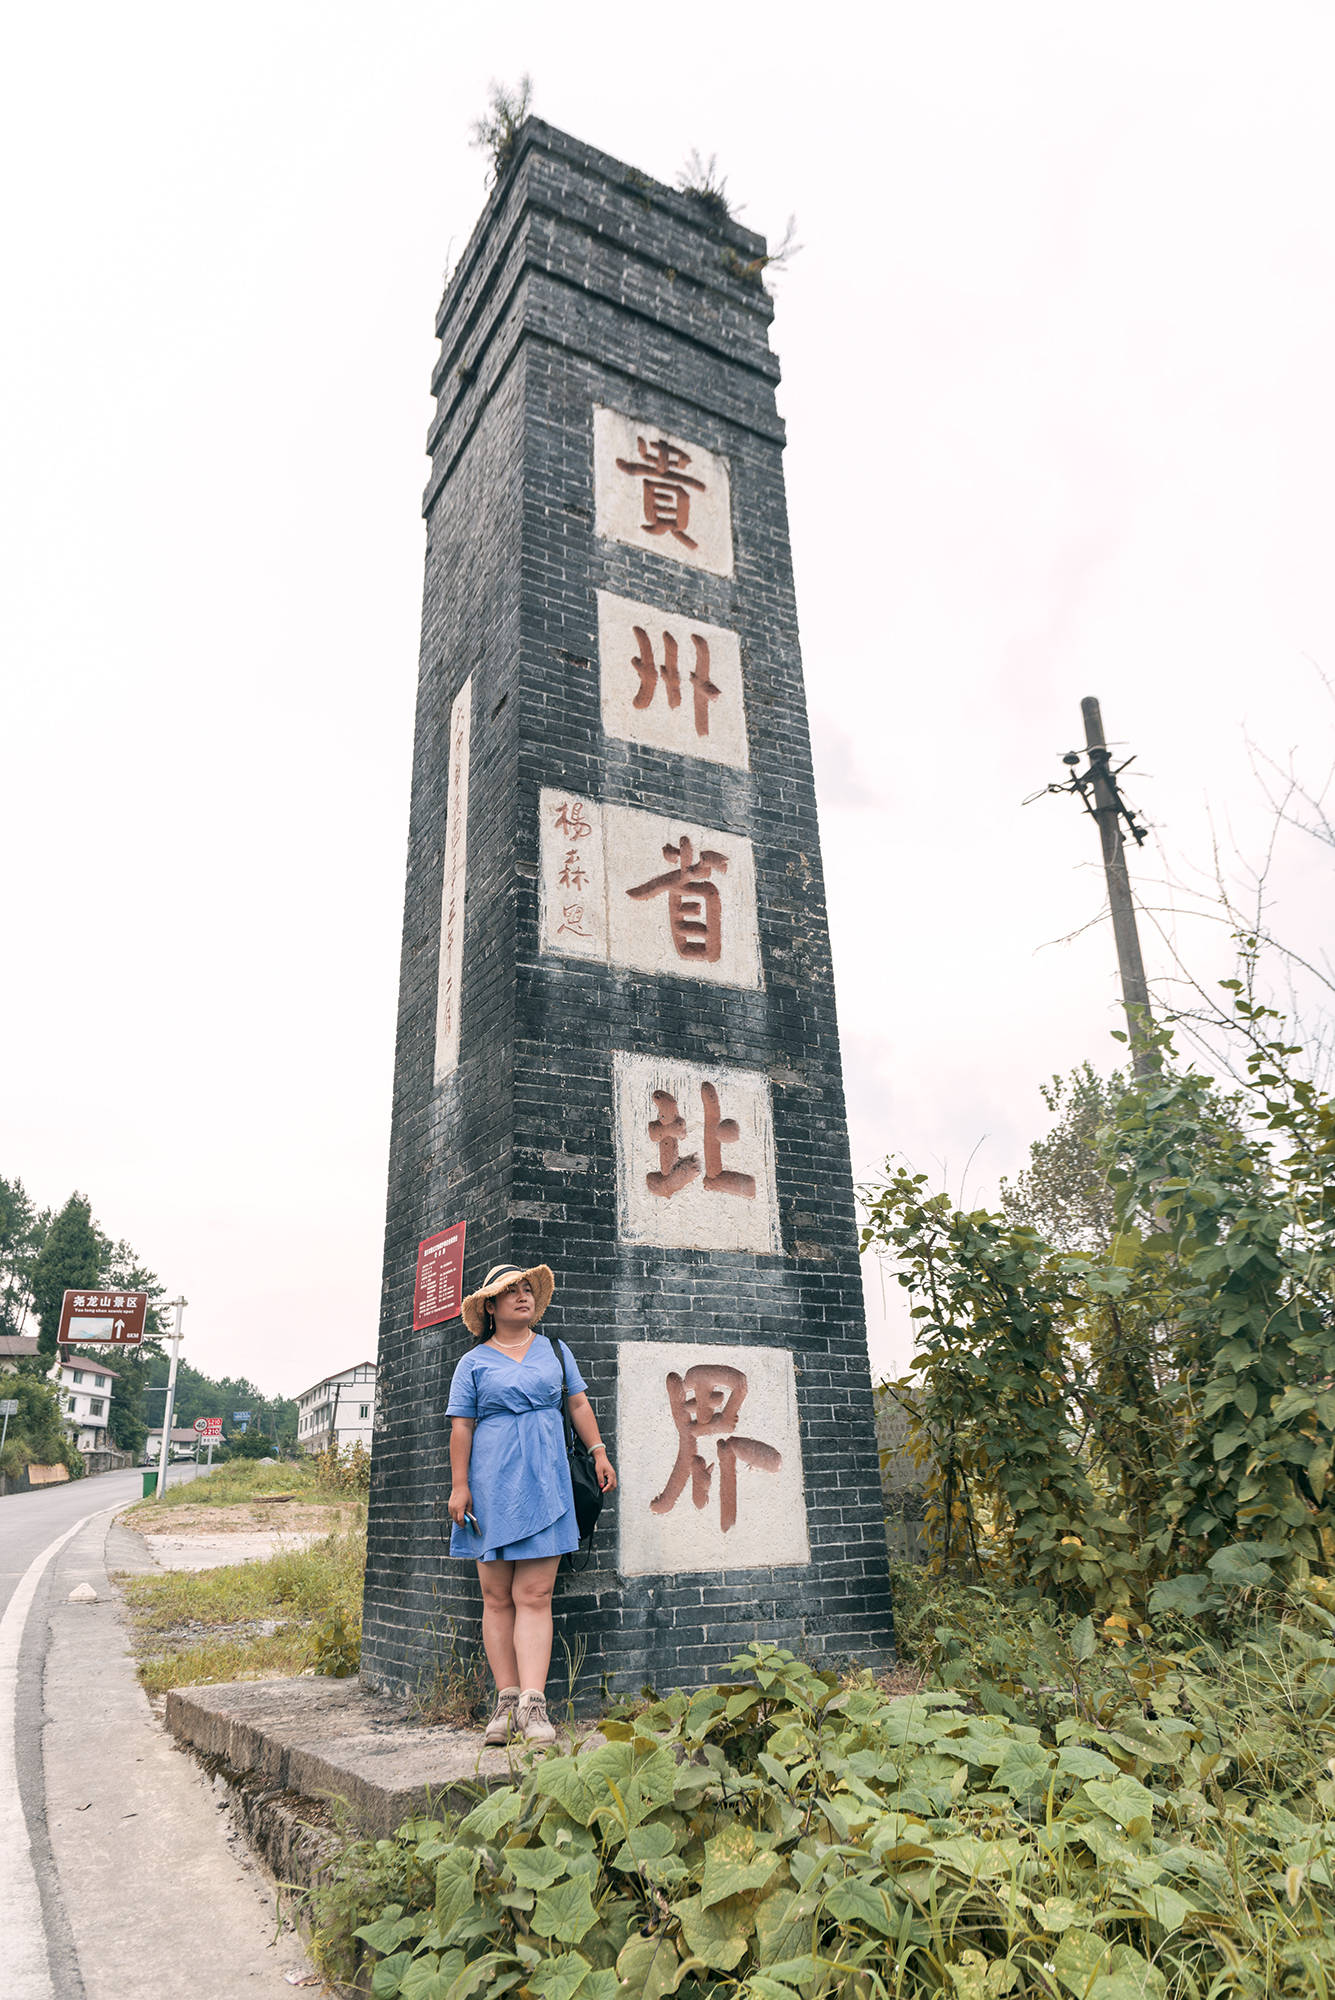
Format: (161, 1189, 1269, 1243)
(511, 1556, 561, 1693)
(476, 1559, 519, 1690)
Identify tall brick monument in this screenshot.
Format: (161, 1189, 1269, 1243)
(361, 120, 893, 1704)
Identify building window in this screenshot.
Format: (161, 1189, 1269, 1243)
(359, 1405, 369, 1420)
(89, 1400, 105, 1417)
(73, 1370, 85, 1385)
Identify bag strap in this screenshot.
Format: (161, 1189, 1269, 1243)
(548, 1334, 575, 1452)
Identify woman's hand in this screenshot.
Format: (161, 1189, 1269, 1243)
(448, 1484, 474, 1527)
(593, 1450, 617, 1494)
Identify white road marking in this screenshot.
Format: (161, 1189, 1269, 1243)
(0, 1504, 123, 2000)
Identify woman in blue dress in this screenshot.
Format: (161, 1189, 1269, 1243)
(446, 1262, 617, 1745)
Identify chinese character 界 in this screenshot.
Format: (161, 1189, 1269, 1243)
(649, 1364, 782, 1532)
(615, 436, 706, 550)
(626, 835, 728, 962)
(630, 626, 720, 737)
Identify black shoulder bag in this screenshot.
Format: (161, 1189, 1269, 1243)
(549, 1335, 603, 1561)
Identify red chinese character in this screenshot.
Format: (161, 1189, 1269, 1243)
(626, 835, 728, 962)
(615, 436, 706, 549)
(646, 1090, 700, 1198)
(556, 902, 592, 941)
(650, 1364, 782, 1532)
(559, 850, 589, 889)
(701, 1081, 756, 1198)
(553, 800, 593, 840)
(630, 627, 720, 738)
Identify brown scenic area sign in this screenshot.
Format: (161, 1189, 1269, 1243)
(57, 1288, 149, 1346)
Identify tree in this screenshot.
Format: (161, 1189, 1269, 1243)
(30, 1194, 101, 1357)
(998, 1064, 1124, 1252)
(0, 1176, 47, 1334)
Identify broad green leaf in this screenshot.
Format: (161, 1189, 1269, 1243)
(402, 1956, 466, 2000)
(672, 1891, 755, 1969)
(754, 1885, 818, 1964)
(458, 1789, 523, 1839)
(355, 1913, 425, 1955)
(824, 1876, 898, 1936)
(504, 1845, 569, 1890)
(1055, 1746, 1118, 1782)
(371, 1953, 413, 1999)
(1206, 1543, 1276, 1588)
(532, 1877, 598, 1945)
(1147, 1572, 1217, 1616)
(435, 1850, 479, 1934)
(1124, 1881, 1193, 1933)
(610, 1821, 678, 1870)
(1052, 1928, 1111, 1993)
(700, 1824, 780, 1907)
(1071, 1615, 1097, 1663)
(1081, 1777, 1156, 1831)
(993, 1741, 1053, 1797)
(534, 1757, 603, 1826)
(614, 1933, 681, 2000)
(524, 1950, 592, 2000)
(1034, 1897, 1084, 1933)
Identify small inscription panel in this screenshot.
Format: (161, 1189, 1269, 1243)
(617, 1340, 810, 1575)
(539, 791, 760, 989)
(594, 407, 734, 576)
(433, 676, 472, 1084)
(612, 1051, 780, 1253)
(597, 590, 748, 769)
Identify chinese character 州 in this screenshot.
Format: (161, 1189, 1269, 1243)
(630, 626, 721, 738)
(650, 1364, 782, 1532)
(626, 835, 728, 962)
(645, 1082, 756, 1201)
(615, 436, 706, 549)
(553, 800, 594, 841)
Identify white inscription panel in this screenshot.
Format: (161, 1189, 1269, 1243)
(597, 590, 749, 770)
(433, 676, 472, 1084)
(617, 1341, 809, 1575)
(539, 791, 760, 989)
(612, 1051, 780, 1253)
(593, 406, 734, 577)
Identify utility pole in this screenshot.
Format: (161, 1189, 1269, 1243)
(154, 1297, 187, 1499)
(1079, 698, 1155, 1076)
(1033, 698, 1156, 1078)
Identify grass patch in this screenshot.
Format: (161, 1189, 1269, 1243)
(122, 1520, 365, 1696)
(124, 1456, 318, 1517)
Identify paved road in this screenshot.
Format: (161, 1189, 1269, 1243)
(0, 1469, 312, 1997)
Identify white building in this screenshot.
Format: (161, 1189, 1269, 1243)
(295, 1360, 376, 1455)
(52, 1355, 117, 1453)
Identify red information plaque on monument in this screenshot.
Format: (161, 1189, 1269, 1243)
(412, 1221, 467, 1330)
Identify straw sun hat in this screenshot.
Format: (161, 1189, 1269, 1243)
(461, 1262, 555, 1339)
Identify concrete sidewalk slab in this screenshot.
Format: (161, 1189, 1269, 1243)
(165, 1678, 536, 1838)
(43, 1514, 316, 1997)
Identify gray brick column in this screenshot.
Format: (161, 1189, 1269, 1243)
(361, 120, 894, 1706)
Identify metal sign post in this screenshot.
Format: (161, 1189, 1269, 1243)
(155, 1298, 187, 1499)
(0, 1398, 17, 1457)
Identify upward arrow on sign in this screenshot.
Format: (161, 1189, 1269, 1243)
(114, 1320, 124, 1335)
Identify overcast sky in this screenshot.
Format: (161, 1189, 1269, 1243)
(3, 3, 1332, 1395)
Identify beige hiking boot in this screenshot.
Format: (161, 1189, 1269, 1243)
(516, 1691, 556, 1744)
(483, 1689, 519, 1745)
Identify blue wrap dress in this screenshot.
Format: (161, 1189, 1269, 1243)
(445, 1336, 586, 1562)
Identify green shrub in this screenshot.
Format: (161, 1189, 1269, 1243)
(306, 1629, 1335, 1998)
